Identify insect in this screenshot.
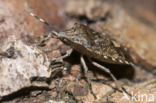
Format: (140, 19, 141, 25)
(25, 10, 133, 98)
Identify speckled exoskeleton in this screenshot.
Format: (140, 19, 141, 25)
(25, 10, 134, 98)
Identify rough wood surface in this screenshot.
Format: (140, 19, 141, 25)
(0, 0, 156, 103)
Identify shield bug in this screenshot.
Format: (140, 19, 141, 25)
(25, 10, 133, 98)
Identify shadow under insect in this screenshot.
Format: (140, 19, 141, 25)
(66, 51, 135, 80)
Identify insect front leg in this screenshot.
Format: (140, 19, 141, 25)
(46, 48, 73, 82)
(54, 49, 73, 62)
(80, 55, 97, 99)
(48, 49, 73, 70)
(36, 32, 55, 47)
(31, 49, 73, 86)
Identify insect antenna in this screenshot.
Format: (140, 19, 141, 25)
(24, 9, 59, 36)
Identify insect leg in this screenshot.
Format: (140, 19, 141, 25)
(37, 32, 54, 47)
(88, 59, 130, 96)
(80, 55, 97, 99)
(48, 49, 73, 71)
(51, 49, 73, 64)
(57, 49, 73, 61)
(89, 60, 119, 86)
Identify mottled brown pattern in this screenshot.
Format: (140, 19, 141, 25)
(60, 23, 131, 65)
(25, 10, 131, 65)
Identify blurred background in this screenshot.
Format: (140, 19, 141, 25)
(0, 0, 156, 103)
(1, 0, 156, 65)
